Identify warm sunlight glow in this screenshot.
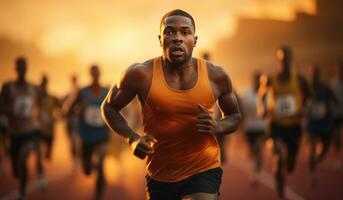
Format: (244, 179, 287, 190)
(39, 23, 88, 55)
(0, 0, 316, 96)
(104, 156, 121, 184)
(241, 0, 316, 20)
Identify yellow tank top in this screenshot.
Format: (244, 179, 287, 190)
(269, 69, 303, 126)
(142, 57, 220, 182)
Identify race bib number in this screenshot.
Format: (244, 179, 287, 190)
(274, 94, 297, 117)
(309, 102, 326, 119)
(84, 105, 105, 127)
(13, 95, 34, 117)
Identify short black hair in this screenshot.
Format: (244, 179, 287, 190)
(160, 9, 196, 32)
(16, 56, 26, 67)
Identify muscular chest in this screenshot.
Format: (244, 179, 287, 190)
(164, 71, 198, 90)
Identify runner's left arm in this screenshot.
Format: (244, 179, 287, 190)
(196, 67, 241, 136)
(298, 74, 312, 103)
(0, 83, 10, 115)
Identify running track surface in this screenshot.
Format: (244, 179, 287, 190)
(0, 122, 342, 200)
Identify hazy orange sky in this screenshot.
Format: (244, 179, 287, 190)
(0, 0, 315, 95)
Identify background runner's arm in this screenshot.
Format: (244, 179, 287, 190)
(54, 96, 62, 109)
(53, 96, 63, 120)
(62, 90, 82, 116)
(257, 75, 270, 118)
(328, 86, 339, 106)
(234, 90, 244, 121)
(298, 74, 312, 103)
(0, 83, 10, 115)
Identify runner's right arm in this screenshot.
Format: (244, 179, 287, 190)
(62, 90, 82, 117)
(0, 83, 10, 115)
(101, 64, 157, 159)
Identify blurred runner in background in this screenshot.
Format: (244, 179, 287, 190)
(0, 57, 46, 199)
(258, 46, 310, 199)
(306, 64, 337, 186)
(241, 72, 266, 185)
(62, 75, 80, 172)
(68, 65, 110, 199)
(38, 74, 61, 161)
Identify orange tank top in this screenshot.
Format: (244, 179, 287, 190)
(142, 57, 220, 182)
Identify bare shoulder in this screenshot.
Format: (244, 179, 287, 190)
(207, 61, 231, 87)
(121, 59, 153, 82)
(0, 82, 10, 98)
(118, 58, 154, 95)
(206, 61, 232, 94)
(0, 81, 15, 93)
(1, 81, 12, 89)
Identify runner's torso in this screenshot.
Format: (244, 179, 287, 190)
(7, 82, 39, 135)
(78, 86, 109, 144)
(242, 89, 266, 131)
(143, 57, 220, 182)
(268, 70, 303, 126)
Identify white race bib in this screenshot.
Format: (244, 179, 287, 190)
(84, 105, 105, 127)
(309, 102, 326, 120)
(13, 95, 34, 117)
(274, 94, 297, 117)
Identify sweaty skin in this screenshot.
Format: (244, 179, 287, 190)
(101, 15, 241, 200)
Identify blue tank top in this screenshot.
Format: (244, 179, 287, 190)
(78, 86, 109, 144)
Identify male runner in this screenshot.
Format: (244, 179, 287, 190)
(258, 46, 310, 198)
(241, 72, 266, 185)
(38, 74, 60, 160)
(306, 64, 337, 186)
(69, 65, 109, 199)
(101, 9, 241, 200)
(62, 75, 80, 170)
(0, 57, 45, 199)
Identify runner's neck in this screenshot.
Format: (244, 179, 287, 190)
(162, 57, 195, 75)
